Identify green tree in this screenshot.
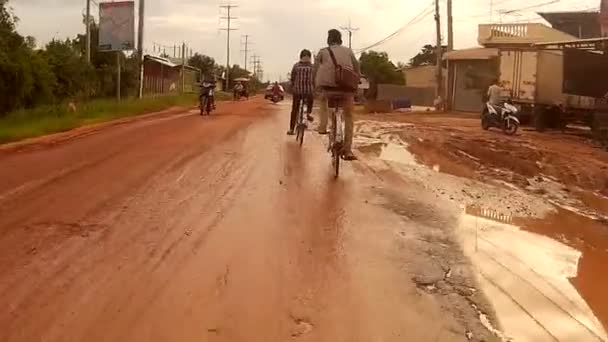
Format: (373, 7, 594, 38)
(227, 64, 250, 89)
(409, 44, 447, 67)
(188, 53, 216, 79)
(44, 39, 90, 99)
(359, 51, 404, 85)
(1, 0, 55, 113)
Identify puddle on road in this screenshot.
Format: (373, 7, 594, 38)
(516, 209, 608, 336)
(379, 142, 418, 166)
(459, 209, 608, 341)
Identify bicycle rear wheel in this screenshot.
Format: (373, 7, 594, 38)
(296, 99, 305, 146)
(296, 126, 304, 146)
(331, 110, 340, 178)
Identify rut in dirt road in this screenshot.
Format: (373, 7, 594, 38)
(0, 98, 494, 341)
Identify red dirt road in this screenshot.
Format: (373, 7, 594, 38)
(0, 98, 477, 341)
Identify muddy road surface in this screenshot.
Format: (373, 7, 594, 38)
(0, 98, 495, 341)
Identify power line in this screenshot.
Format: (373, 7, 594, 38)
(356, 2, 435, 52)
(499, 0, 560, 15)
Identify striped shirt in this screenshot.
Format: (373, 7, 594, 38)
(290, 61, 314, 95)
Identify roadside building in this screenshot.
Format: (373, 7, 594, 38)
(143, 55, 201, 96)
(401, 65, 447, 107)
(445, 23, 578, 112)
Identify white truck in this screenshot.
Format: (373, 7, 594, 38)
(498, 49, 595, 130)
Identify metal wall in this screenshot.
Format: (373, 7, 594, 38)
(376, 84, 436, 107)
(451, 59, 497, 112)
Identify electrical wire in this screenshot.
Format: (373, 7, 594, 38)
(355, 1, 435, 53)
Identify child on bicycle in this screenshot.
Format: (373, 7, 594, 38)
(288, 49, 315, 135)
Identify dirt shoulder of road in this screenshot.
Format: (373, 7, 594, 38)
(0, 106, 192, 154)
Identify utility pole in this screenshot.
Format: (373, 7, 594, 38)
(340, 19, 359, 49)
(137, 0, 145, 98)
(251, 55, 262, 79)
(116, 52, 121, 101)
(220, 3, 238, 90)
(435, 0, 444, 108)
(181, 42, 186, 93)
(241, 34, 251, 72)
(85, 0, 91, 64)
(447, 0, 453, 51)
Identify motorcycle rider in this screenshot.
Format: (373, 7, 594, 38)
(487, 79, 504, 112)
(272, 82, 282, 99)
(288, 49, 315, 135)
(314, 29, 360, 161)
(200, 75, 216, 111)
(234, 81, 244, 100)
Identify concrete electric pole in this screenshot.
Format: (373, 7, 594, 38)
(241, 34, 251, 72)
(85, 0, 91, 64)
(220, 3, 238, 90)
(447, 0, 453, 51)
(137, 0, 145, 98)
(340, 19, 359, 49)
(435, 0, 444, 108)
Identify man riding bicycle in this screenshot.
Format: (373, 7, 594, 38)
(288, 49, 315, 135)
(314, 29, 360, 161)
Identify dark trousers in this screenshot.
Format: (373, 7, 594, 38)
(290, 94, 314, 130)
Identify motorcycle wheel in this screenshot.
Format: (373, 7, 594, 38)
(200, 98, 206, 116)
(503, 120, 519, 135)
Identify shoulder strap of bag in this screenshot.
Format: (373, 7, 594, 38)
(327, 47, 339, 67)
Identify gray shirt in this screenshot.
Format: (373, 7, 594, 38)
(314, 44, 360, 89)
(488, 84, 503, 105)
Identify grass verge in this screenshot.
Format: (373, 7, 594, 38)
(0, 92, 231, 144)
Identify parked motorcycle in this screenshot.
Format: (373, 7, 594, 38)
(482, 101, 520, 135)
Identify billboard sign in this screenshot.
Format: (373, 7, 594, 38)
(602, 0, 608, 36)
(99, 1, 135, 51)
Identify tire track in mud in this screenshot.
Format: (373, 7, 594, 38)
(1, 137, 257, 341)
(0, 100, 275, 341)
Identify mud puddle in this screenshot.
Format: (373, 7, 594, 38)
(516, 209, 608, 336)
(460, 207, 608, 341)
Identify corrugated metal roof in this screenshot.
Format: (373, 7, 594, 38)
(538, 11, 599, 25)
(144, 55, 201, 72)
(144, 55, 178, 67)
(443, 47, 499, 60)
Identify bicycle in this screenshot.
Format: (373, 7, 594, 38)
(327, 95, 345, 178)
(295, 97, 307, 146)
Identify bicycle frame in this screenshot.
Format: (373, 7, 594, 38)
(328, 97, 345, 177)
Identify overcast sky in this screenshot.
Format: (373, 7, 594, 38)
(10, 0, 600, 81)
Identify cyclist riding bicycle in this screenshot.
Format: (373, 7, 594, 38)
(288, 49, 315, 135)
(314, 29, 360, 161)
